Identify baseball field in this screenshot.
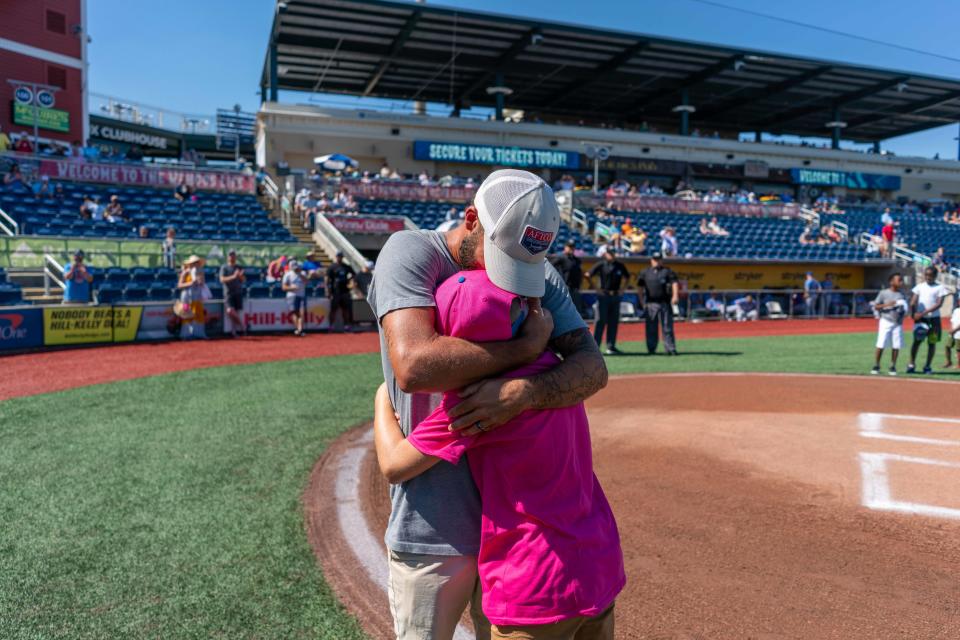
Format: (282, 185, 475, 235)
(2, 320, 959, 639)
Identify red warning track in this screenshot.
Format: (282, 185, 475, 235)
(1, 319, 875, 401)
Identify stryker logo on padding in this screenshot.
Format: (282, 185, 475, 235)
(519, 225, 554, 255)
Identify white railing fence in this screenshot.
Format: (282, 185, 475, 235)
(0, 206, 19, 236)
(314, 214, 367, 270)
(799, 206, 821, 227)
(43, 253, 65, 296)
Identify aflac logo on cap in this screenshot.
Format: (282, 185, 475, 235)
(519, 225, 554, 256)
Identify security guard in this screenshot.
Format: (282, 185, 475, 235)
(549, 240, 584, 316)
(587, 248, 631, 354)
(639, 251, 680, 355)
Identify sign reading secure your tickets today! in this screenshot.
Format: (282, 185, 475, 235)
(43, 307, 142, 345)
(413, 141, 580, 170)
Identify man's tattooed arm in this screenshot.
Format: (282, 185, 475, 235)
(528, 328, 609, 410)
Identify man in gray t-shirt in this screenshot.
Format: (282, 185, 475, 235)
(871, 272, 907, 375)
(366, 170, 608, 640)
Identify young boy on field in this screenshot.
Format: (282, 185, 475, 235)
(871, 273, 907, 375)
(374, 270, 625, 640)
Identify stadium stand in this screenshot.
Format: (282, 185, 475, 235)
(0, 181, 297, 243)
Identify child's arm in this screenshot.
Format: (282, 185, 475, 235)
(373, 384, 443, 484)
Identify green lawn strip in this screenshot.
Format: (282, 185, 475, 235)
(1, 332, 956, 639)
(0, 353, 383, 640)
(605, 331, 960, 381)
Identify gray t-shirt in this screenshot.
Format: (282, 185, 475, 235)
(874, 288, 906, 324)
(366, 229, 586, 556)
(219, 264, 243, 295)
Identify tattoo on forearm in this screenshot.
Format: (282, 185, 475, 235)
(529, 328, 608, 410)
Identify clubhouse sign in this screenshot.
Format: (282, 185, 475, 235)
(414, 140, 580, 170)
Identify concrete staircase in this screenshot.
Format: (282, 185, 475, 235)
(7, 268, 62, 304)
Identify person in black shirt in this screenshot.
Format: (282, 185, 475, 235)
(638, 252, 680, 355)
(587, 248, 631, 354)
(326, 251, 356, 331)
(549, 240, 584, 316)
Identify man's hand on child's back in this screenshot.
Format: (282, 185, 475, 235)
(447, 377, 533, 435)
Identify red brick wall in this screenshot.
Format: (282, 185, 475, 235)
(1, 50, 84, 145)
(0, 0, 83, 59)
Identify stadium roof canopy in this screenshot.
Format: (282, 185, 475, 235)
(262, 0, 960, 142)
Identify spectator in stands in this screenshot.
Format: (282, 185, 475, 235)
(52, 183, 65, 202)
(0, 125, 9, 153)
(82, 140, 100, 161)
(162, 228, 177, 269)
(255, 166, 268, 195)
(2, 163, 26, 191)
(178, 255, 209, 340)
(379, 163, 391, 179)
(659, 226, 678, 257)
(733, 295, 759, 322)
(355, 260, 375, 299)
(32, 175, 52, 199)
(881, 218, 896, 257)
(699, 217, 711, 236)
(282, 259, 307, 337)
(79, 195, 97, 220)
(63, 250, 93, 304)
(708, 216, 729, 237)
(326, 251, 356, 332)
(126, 145, 144, 162)
(932, 247, 950, 273)
(342, 191, 358, 214)
(219, 250, 246, 337)
(14, 132, 33, 153)
(798, 226, 815, 245)
(139, 226, 150, 239)
(105, 195, 126, 222)
(295, 187, 311, 226)
(803, 272, 821, 317)
(943, 209, 960, 225)
(174, 182, 194, 202)
(558, 174, 575, 191)
(881, 208, 894, 226)
(266, 254, 288, 283)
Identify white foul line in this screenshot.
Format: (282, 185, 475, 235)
(335, 427, 474, 640)
(858, 412, 960, 447)
(858, 452, 960, 521)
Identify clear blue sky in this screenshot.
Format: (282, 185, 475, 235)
(88, 0, 960, 158)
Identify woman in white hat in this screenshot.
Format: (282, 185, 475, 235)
(177, 255, 209, 339)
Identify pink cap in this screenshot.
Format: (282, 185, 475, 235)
(435, 271, 518, 343)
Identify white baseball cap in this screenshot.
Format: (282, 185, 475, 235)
(474, 169, 560, 297)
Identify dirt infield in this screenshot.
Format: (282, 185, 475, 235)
(307, 374, 960, 639)
(1, 318, 875, 401)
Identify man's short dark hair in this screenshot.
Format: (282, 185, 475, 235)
(888, 273, 901, 283)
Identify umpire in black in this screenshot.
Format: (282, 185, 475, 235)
(588, 248, 631, 354)
(549, 240, 584, 316)
(639, 251, 680, 355)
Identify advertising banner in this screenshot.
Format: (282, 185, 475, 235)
(573, 193, 800, 218)
(0, 308, 44, 351)
(413, 141, 580, 170)
(43, 306, 142, 345)
(790, 168, 901, 190)
(90, 117, 178, 151)
(599, 157, 686, 175)
(34, 159, 255, 194)
(13, 102, 70, 133)
(132, 302, 223, 340)
(326, 214, 405, 235)
(341, 180, 476, 203)
(226, 297, 330, 333)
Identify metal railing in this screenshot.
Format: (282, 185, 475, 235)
(581, 288, 884, 323)
(43, 253, 65, 296)
(571, 208, 589, 234)
(90, 92, 216, 134)
(313, 214, 367, 270)
(0, 205, 18, 236)
(831, 219, 850, 241)
(799, 206, 821, 227)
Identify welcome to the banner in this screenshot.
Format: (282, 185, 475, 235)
(34, 158, 255, 194)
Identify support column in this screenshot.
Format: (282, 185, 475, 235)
(680, 89, 690, 136)
(754, 130, 762, 143)
(873, 140, 881, 154)
(269, 42, 279, 102)
(831, 107, 841, 150)
(494, 72, 505, 121)
(260, 84, 267, 104)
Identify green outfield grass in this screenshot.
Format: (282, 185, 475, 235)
(0, 331, 957, 639)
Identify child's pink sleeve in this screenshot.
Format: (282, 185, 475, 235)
(407, 403, 476, 464)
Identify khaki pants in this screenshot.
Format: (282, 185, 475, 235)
(491, 605, 615, 640)
(388, 550, 492, 640)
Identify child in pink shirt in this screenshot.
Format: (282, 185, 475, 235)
(374, 270, 625, 638)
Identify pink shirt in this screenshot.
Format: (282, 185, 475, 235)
(407, 271, 625, 625)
